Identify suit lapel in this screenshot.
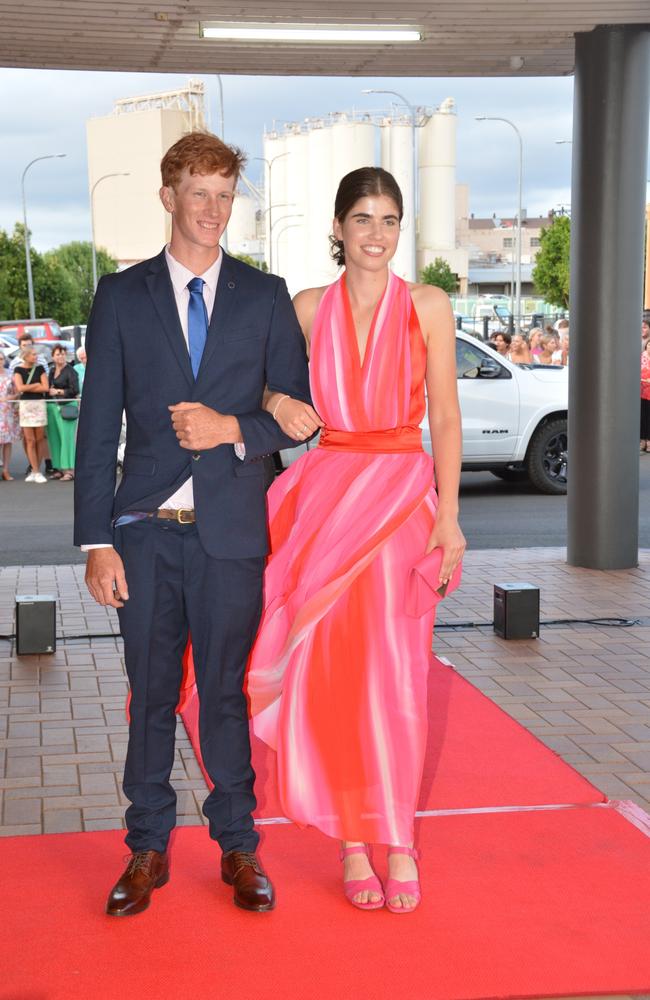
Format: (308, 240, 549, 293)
(196, 252, 238, 380)
(145, 251, 194, 387)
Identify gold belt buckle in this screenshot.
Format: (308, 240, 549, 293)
(176, 508, 194, 524)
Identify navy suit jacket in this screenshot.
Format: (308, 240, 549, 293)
(74, 249, 311, 558)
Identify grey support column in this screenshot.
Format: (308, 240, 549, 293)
(567, 25, 650, 569)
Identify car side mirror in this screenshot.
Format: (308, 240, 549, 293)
(479, 357, 502, 379)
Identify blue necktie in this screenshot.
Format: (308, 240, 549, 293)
(187, 276, 209, 378)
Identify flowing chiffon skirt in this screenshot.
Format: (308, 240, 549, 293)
(247, 272, 438, 845)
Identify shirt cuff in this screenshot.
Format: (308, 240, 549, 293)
(80, 544, 113, 551)
(234, 443, 246, 460)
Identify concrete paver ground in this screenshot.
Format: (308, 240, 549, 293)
(1, 548, 649, 1000)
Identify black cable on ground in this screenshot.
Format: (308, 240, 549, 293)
(435, 616, 641, 631)
(0, 617, 643, 643)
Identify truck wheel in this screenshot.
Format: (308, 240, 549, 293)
(526, 418, 568, 495)
(491, 469, 529, 485)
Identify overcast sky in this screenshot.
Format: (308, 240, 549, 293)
(0, 66, 626, 253)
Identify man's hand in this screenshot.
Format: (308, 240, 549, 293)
(85, 547, 129, 609)
(169, 402, 242, 450)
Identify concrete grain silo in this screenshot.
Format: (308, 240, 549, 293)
(418, 98, 457, 267)
(306, 119, 337, 288)
(384, 115, 416, 281)
(279, 127, 309, 293)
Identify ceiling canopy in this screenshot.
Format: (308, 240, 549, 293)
(1, 2, 648, 77)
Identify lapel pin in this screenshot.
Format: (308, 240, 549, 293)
(227, 281, 235, 290)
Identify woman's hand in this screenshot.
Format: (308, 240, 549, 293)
(272, 396, 324, 441)
(425, 513, 466, 585)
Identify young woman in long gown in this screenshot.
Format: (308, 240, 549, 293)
(249, 167, 465, 912)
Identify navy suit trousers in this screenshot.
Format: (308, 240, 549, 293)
(115, 518, 263, 855)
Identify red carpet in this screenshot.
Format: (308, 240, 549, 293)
(2, 805, 650, 1000)
(181, 657, 604, 817)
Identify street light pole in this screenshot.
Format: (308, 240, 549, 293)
(270, 212, 304, 277)
(476, 116, 523, 330)
(214, 76, 229, 252)
(90, 172, 130, 292)
(21, 154, 66, 319)
(253, 152, 291, 272)
(363, 87, 419, 280)
(215, 75, 225, 138)
(273, 221, 304, 276)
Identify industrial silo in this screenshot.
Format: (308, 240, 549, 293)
(262, 130, 288, 273)
(380, 118, 392, 175)
(418, 98, 457, 273)
(306, 119, 338, 288)
(385, 115, 416, 281)
(228, 193, 257, 249)
(329, 114, 375, 192)
(277, 127, 308, 293)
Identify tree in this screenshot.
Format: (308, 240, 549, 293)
(33, 254, 79, 326)
(0, 224, 34, 319)
(0, 227, 118, 325)
(532, 215, 570, 309)
(419, 257, 459, 294)
(45, 241, 117, 323)
(232, 253, 268, 272)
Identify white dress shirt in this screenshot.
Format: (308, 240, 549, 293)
(82, 246, 225, 549)
(163, 246, 222, 509)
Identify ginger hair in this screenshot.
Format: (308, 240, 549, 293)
(161, 131, 246, 189)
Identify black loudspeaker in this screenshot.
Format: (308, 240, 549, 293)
(493, 583, 540, 640)
(15, 595, 56, 655)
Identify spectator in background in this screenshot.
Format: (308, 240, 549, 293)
(492, 331, 512, 357)
(528, 327, 544, 363)
(642, 319, 650, 352)
(74, 346, 87, 394)
(9, 333, 48, 373)
(13, 346, 49, 483)
(641, 337, 650, 453)
(538, 333, 556, 365)
(47, 344, 79, 481)
(508, 332, 531, 364)
(552, 321, 569, 366)
(552, 333, 569, 366)
(0, 363, 20, 480)
(10, 333, 53, 475)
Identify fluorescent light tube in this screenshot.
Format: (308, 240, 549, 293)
(200, 23, 421, 43)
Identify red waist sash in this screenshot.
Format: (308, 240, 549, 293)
(318, 425, 423, 454)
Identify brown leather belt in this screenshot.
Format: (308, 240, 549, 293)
(114, 508, 196, 528)
(155, 508, 195, 523)
(118, 508, 194, 525)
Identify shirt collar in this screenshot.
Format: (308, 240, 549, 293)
(165, 245, 223, 296)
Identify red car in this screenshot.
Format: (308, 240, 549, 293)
(0, 318, 64, 343)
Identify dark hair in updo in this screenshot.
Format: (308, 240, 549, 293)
(329, 167, 404, 267)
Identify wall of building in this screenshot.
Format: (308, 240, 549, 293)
(87, 108, 194, 265)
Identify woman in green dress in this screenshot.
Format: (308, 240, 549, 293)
(47, 345, 79, 481)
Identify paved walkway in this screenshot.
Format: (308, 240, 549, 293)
(1, 549, 649, 999)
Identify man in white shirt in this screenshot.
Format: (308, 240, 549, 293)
(74, 131, 314, 918)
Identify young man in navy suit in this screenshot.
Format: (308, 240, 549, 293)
(74, 132, 318, 916)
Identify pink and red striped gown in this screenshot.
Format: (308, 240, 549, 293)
(248, 271, 438, 846)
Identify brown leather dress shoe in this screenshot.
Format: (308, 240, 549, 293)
(106, 850, 169, 917)
(221, 851, 276, 911)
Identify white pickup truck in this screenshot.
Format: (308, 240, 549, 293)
(281, 330, 569, 495)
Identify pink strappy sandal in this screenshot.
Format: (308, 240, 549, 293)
(385, 846, 421, 914)
(339, 845, 385, 911)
